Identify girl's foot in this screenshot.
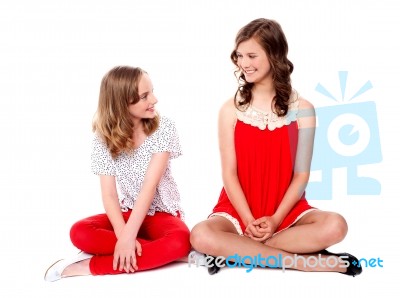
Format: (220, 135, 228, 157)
(44, 251, 93, 282)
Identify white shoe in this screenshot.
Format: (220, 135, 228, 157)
(188, 250, 207, 266)
(44, 251, 93, 282)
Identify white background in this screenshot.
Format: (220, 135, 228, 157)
(1, 0, 399, 297)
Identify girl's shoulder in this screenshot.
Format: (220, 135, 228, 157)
(92, 131, 106, 147)
(157, 115, 177, 132)
(218, 97, 238, 130)
(289, 89, 314, 111)
(297, 96, 315, 111)
(149, 115, 179, 141)
(294, 94, 316, 129)
(219, 97, 237, 117)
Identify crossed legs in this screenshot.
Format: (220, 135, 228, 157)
(190, 210, 348, 273)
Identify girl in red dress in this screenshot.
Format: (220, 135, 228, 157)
(190, 18, 361, 276)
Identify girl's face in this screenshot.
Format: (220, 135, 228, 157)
(236, 38, 272, 84)
(128, 73, 158, 122)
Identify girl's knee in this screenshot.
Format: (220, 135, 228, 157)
(190, 223, 216, 254)
(69, 219, 96, 251)
(322, 213, 348, 245)
(69, 221, 84, 246)
(168, 229, 191, 256)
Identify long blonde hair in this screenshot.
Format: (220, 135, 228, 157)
(92, 66, 159, 158)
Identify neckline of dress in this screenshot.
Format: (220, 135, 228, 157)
(235, 90, 300, 131)
(248, 105, 276, 116)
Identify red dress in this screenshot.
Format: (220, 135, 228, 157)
(211, 96, 315, 235)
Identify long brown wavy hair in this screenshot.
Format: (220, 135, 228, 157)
(230, 18, 294, 116)
(92, 66, 159, 158)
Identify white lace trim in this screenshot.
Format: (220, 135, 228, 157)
(208, 212, 244, 235)
(236, 90, 299, 131)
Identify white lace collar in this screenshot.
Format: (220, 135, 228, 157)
(236, 90, 299, 131)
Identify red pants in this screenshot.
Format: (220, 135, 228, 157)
(70, 211, 191, 275)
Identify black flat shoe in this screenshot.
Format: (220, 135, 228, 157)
(207, 255, 221, 275)
(318, 249, 362, 277)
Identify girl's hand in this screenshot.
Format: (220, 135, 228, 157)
(135, 240, 142, 257)
(244, 218, 264, 239)
(247, 216, 278, 242)
(113, 235, 142, 273)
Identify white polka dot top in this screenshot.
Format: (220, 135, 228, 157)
(91, 116, 183, 217)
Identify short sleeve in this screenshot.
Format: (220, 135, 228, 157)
(152, 117, 182, 159)
(91, 134, 116, 176)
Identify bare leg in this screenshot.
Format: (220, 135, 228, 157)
(265, 210, 348, 253)
(190, 216, 346, 273)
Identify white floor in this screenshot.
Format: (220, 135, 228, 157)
(23, 256, 398, 298)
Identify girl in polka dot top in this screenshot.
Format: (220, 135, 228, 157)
(44, 66, 191, 281)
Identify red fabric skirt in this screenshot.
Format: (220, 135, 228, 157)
(212, 120, 315, 234)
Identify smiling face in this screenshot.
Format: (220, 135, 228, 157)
(128, 73, 158, 123)
(236, 37, 272, 84)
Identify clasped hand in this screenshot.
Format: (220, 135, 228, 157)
(244, 216, 278, 242)
(113, 232, 142, 273)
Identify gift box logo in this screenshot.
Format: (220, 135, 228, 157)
(306, 71, 382, 200)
